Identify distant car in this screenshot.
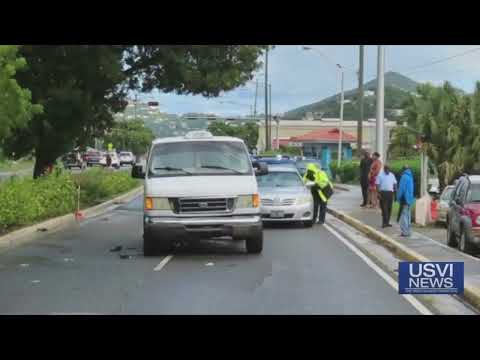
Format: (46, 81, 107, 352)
(62, 152, 85, 170)
(99, 152, 120, 169)
(85, 151, 103, 167)
(119, 151, 135, 166)
(256, 157, 297, 169)
(257, 165, 314, 227)
(437, 185, 455, 225)
(447, 175, 480, 254)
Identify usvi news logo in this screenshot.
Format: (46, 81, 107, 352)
(398, 262, 464, 295)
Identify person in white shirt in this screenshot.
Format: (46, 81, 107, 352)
(375, 165, 397, 228)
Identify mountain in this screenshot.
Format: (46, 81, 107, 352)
(284, 72, 419, 120)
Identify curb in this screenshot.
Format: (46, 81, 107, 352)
(334, 184, 350, 192)
(327, 207, 480, 311)
(0, 186, 143, 251)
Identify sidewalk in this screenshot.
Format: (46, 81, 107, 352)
(329, 184, 480, 290)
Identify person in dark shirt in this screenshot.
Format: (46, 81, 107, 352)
(359, 150, 373, 207)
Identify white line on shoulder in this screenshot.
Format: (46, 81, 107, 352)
(323, 223, 433, 315)
(154, 255, 174, 271)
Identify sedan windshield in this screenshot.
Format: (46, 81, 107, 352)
(148, 141, 252, 177)
(257, 171, 304, 188)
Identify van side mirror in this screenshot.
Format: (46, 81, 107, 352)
(131, 164, 145, 179)
(253, 161, 268, 176)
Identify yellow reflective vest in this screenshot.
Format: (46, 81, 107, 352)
(302, 163, 332, 202)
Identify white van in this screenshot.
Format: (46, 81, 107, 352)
(132, 131, 268, 255)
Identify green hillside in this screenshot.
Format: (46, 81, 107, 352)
(284, 71, 419, 120)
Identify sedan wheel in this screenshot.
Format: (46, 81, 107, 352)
(459, 230, 475, 255)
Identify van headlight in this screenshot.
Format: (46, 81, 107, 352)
(237, 194, 260, 209)
(145, 197, 171, 210)
(297, 195, 312, 205)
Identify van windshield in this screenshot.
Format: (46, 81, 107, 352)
(148, 141, 252, 177)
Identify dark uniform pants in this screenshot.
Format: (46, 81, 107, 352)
(360, 179, 369, 206)
(380, 190, 394, 226)
(312, 190, 327, 224)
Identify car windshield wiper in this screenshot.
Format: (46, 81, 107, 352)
(200, 165, 244, 174)
(154, 166, 192, 175)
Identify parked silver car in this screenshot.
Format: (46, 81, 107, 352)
(438, 185, 455, 225)
(257, 165, 314, 227)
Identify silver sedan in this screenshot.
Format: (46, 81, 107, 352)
(257, 165, 314, 227)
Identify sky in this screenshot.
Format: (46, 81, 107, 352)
(139, 45, 480, 116)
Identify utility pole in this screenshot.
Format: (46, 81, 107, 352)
(269, 83, 272, 149)
(253, 80, 258, 121)
(357, 45, 364, 153)
(265, 47, 270, 151)
(376, 46, 385, 162)
(337, 67, 345, 167)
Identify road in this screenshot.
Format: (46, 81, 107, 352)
(0, 194, 427, 315)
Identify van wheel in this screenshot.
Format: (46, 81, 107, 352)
(447, 223, 457, 247)
(246, 232, 263, 254)
(143, 235, 156, 257)
(459, 230, 475, 255)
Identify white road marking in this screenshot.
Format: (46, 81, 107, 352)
(324, 223, 433, 315)
(154, 255, 174, 271)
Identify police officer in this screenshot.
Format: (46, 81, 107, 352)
(303, 163, 332, 225)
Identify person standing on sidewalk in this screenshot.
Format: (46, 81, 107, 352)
(397, 165, 415, 237)
(359, 150, 373, 207)
(368, 152, 382, 209)
(375, 165, 397, 228)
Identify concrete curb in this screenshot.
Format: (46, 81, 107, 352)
(0, 186, 143, 250)
(334, 184, 350, 192)
(327, 207, 480, 311)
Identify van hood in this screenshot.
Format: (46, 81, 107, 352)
(145, 175, 258, 198)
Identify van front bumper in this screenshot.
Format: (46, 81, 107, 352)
(144, 215, 262, 241)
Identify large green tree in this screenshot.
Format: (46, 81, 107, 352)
(0, 45, 42, 147)
(208, 121, 259, 151)
(103, 119, 155, 157)
(4, 45, 268, 177)
(401, 82, 480, 190)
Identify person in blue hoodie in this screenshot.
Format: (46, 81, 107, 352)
(397, 165, 415, 237)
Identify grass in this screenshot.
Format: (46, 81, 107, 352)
(0, 158, 35, 172)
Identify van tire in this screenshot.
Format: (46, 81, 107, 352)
(246, 232, 263, 254)
(143, 235, 156, 256)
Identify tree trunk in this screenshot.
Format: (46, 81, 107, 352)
(33, 152, 54, 179)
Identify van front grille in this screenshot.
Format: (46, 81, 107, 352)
(178, 198, 233, 213)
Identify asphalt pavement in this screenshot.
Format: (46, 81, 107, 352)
(0, 194, 421, 315)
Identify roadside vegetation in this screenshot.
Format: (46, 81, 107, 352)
(0, 168, 141, 235)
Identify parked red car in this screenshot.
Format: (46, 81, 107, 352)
(447, 174, 480, 255)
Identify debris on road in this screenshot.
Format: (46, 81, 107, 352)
(63, 258, 75, 263)
(205, 262, 215, 267)
(110, 245, 123, 252)
(31, 280, 40, 284)
(119, 254, 135, 260)
(37, 228, 48, 232)
(19, 263, 30, 268)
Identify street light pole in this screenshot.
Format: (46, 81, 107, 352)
(264, 48, 270, 151)
(269, 83, 272, 149)
(253, 80, 258, 121)
(337, 66, 344, 168)
(376, 46, 385, 161)
(357, 45, 364, 153)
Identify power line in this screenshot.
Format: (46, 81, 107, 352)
(398, 46, 480, 76)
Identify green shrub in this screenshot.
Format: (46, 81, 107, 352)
(0, 167, 140, 233)
(0, 170, 77, 231)
(72, 168, 139, 207)
(330, 160, 360, 183)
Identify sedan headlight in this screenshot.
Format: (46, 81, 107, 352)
(297, 195, 312, 205)
(237, 194, 260, 209)
(145, 197, 171, 210)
